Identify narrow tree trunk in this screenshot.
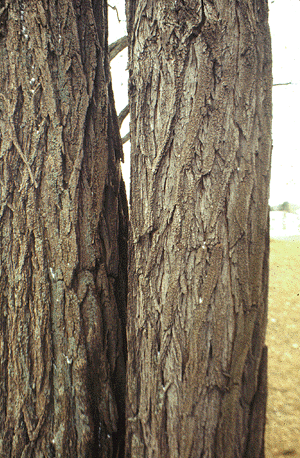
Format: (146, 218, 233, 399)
(126, 0, 271, 457)
(0, 1, 127, 457)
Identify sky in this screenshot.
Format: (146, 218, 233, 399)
(268, 0, 300, 206)
(108, 0, 300, 206)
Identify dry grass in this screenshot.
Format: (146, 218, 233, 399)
(265, 237, 300, 457)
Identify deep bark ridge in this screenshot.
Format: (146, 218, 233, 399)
(126, 0, 272, 457)
(0, 1, 127, 457)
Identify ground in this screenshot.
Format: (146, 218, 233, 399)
(265, 237, 300, 457)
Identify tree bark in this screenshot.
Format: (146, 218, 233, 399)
(0, 1, 127, 457)
(126, 0, 271, 457)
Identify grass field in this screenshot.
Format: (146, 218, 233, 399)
(265, 238, 300, 457)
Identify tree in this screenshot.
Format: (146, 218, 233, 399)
(0, 1, 127, 457)
(126, 0, 272, 457)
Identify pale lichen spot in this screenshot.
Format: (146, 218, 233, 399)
(49, 267, 56, 280)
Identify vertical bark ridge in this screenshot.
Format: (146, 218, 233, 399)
(126, 0, 271, 457)
(0, 1, 127, 457)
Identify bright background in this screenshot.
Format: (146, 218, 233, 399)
(269, 0, 300, 207)
(108, 0, 300, 207)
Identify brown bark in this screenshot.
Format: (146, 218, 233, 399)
(0, 1, 127, 457)
(126, 0, 272, 457)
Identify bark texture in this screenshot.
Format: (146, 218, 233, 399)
(126, 0, 271, 457)
(0, 1, 127, 457)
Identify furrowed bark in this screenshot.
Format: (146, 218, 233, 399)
(0, 1, 127, 457)
(126, 0, 272, 457)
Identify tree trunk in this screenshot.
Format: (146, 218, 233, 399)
(0, 1, 127, 457)
(126, 0, 271, 457)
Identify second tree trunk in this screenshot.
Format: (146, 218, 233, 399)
(126, 0, 272, 457)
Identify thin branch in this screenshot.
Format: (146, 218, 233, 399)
(108, 4, 121, 22)
(109, 35, 128, 61)
(122, 133, 130, 144)
(118, 104, 129, 127)
(273, 82, 292, 87)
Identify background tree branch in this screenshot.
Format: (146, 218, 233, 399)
(109, 35, 128, 61)
(118, 104, 129, 127)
